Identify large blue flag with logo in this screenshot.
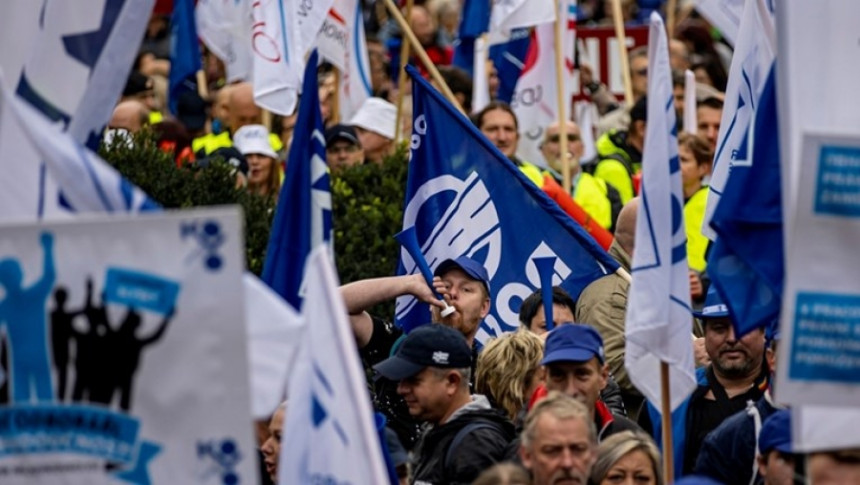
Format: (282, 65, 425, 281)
(262, 50, 333, 310)
(169, 0, 202, 115)
(396, 65, 618, 342)
(708, 64, 782, 337)
(451, 0, 491, 76)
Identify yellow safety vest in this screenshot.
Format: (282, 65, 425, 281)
(574, 173, 613, 230)
(685, 187, 709, 272)
(192, 131, 284, 156)
(594, 131, 639, 203)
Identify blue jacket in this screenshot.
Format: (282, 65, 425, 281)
(693, 393, 780, 485)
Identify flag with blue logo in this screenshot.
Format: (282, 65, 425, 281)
(280, 247, 391, 484)
(489, 29, 532, 104)
(169, 0, 202, 115)
(708, 64, 782, 337)
(397, 65, 618, 342)
(703, 0, 775, 240)
(262, 50, 332, 310)
(624, 13, 696, 413)
(0, 0, 155, 219)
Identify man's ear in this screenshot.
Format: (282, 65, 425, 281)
(519, 444, 533, 471)
(599, 362, 609, 391)
(480, 296, 491, 319)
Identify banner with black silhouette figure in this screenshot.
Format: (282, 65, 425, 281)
(0, 208, 257, 484)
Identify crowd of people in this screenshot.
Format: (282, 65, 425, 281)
(115, 1, 860, 484)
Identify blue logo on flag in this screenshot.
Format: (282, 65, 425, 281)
(397, 66, 618, 339)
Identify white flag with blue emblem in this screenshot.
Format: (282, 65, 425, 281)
(624, 13, 697, 411)
(280, 248, 389, 484)
(702, 0, 775, 240)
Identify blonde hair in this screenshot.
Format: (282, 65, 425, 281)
(522, 392, 596, 448)
(472, 463, 531, 485)
(475, 330, 544, 419)
(590, 431, 664, 485)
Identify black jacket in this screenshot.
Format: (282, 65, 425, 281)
(411, 400, 516, 485)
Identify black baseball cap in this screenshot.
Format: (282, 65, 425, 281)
(177, 91, 208, 132)
(325, 124, 360, 148)
(373, 324, 472, 381)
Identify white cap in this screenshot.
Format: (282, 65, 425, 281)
(233, 124, 278, 159)
(349, 98, 396, 140)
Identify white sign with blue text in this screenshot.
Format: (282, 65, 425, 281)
(0, 208, 257, 484)
(778, 132, 860, 408)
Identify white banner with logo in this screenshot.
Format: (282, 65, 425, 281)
(316, 0, 372, 121)
(0, 208, 257, 484)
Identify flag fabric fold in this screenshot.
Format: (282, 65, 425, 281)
(489, 0, 555, 44)
(624, 13, 697, 412)
(279, 248, 390, 484)
(251, 0, 302, 115)
(702, 0, 775, 240)
(397, 65, 618, 342)
(708, 64, 782, 337)
(512, 23, 557, 168)
(168, 0, 202, 115)
(196, 0, 252, 82)
(317, 0, 372, 121)
(262, 50, 333, 310)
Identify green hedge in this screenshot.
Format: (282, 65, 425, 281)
(102, 131, 409, 306)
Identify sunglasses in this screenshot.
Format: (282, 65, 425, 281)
(547, 134, 581, 143)
(633, 67, 648, 77)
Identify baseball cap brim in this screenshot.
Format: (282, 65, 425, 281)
(373, 355, 425, 381)
(692, 303, 730, 319)
(542, 348, 598, 366)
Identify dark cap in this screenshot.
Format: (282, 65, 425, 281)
(630, 96, 648, 122)
(373, 324, 472, 380)
(434, 256, 491, 294)
(674, 476, 725, 485)
(692, 286, 730, 319)
(177, 91, 208, 132)
(325, 124, 360, 148)
(759, 410, 792, 454)
(123, 71, 153, 97)
(542, 324, 605, 365)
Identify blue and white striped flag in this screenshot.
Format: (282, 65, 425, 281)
(624, 12, 697, 413)
(262, 50, 333, 310)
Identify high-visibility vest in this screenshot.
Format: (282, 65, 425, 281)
(574, 173, 613, 231)
(685, 186, 709, 272)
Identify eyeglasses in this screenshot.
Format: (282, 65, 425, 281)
(633, 67, 648, 77)
(547, 134, 581, 143)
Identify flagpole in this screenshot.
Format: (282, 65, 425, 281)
(332, 68, 342, 125)
(554, 0, 572, 195)
(196, 70, 209, 99)
(383, 0, 464, 114)
(394, 0, 414, 142)
(610, 0, 634, 106)
(660, 361, 674, 484)
(667, 0, 678, 39)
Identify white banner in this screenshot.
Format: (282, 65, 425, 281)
(196, 0, 253, 82)
(0, 208, 257, 484)
(250, 0, 303, 116)
(280, 248, 389, 484)
(489, 0, 555, 44)
(512, 23, 557, 169)
(702, 0, 775, 240)
(775, 0, 860, 452)
(624, 13, 696, 412)
(316, 0, 372, 121)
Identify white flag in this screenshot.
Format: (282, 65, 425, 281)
(280, 248, 389, 484)
(624, 13, 697, 411)
(489, 0, 555, 44)
(702, 0, 775, 240)
(317, 0, 372, 121)
(774, 0, 860, 451)
(250, 0, 302, 115)
(512, 23, 558, 169)
(693, 0, 745, 46)
(472, 36, 491, 114)
(683, 70, 697, 134)
(196, 0, 253, 82)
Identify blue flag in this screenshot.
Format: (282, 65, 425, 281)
(708, 64, 782, 337)
(169, 0, 202, 115)
(262, 50, 333, 310)
(489, 29, 531, 104)
(451, 0, 491, 75)
(396, 65, 618, 340)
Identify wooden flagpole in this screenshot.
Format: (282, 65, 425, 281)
(667, 0, 678, 40)
(554, 0, 573, 195)
(394, 0, 414, 142)
(610, 0, 634, 107)
(332, 68, 342, 125)
(383, 0, 463, 114)
(660, 362, 674, 484)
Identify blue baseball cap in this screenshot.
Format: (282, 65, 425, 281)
(435, 256, 491, 293)
(692, 286, 730, 319)
(374, 324, 472, 380)
(759, 409, 792, 454)
(542, 324, 605, 365)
